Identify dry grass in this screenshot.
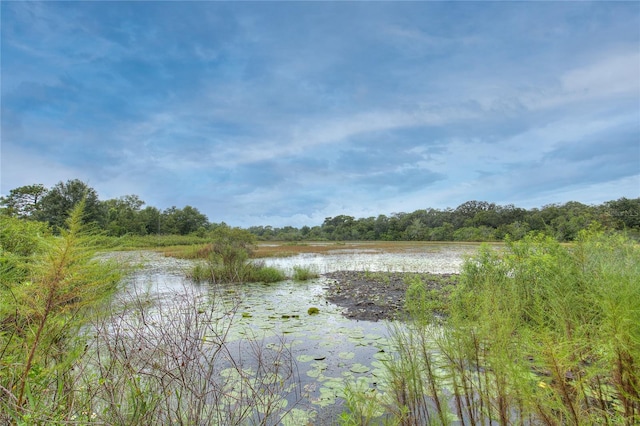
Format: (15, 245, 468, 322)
(156, 240, 492, 259)
(253, 241, 489, 258)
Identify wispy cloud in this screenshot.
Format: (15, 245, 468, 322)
(2, 1, 638, 226)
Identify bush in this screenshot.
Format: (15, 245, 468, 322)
(0, 202, 122, 422)
(383, 230, 640, 425)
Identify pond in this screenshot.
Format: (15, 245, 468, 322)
(102, 243, 479, 425)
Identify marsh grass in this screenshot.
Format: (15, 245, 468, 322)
(2, 281, 303, 425)
(249, 263, 287, 283)
(292, 265, 320, 281)
(187, 259, 287, 284)
(377, 230, 640, 425)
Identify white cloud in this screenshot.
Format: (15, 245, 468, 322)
(521, 51, 640, 111)
(561, 51, 640, 99)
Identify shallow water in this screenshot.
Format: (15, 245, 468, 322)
(101, 244, 478, 424)
(260, 243, 478, 275)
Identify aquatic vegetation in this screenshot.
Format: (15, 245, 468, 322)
(292, 265, 320, 281)
(248, 264, 287, 283)
(381, 230, 640, 425)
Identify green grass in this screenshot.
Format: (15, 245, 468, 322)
(249, 264, 287, 283)
(292, 265, 320, 281)
(375, 229, 640, 425)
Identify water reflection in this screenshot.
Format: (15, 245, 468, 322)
(100, 245, 476, 423)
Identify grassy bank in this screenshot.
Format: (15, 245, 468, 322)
(346, 229, 640, 425)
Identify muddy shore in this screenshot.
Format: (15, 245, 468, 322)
(323, 270, 458, 322)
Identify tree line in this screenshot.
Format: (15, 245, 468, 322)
(0, 179, 209, 236)
(2, 179, 639, 242)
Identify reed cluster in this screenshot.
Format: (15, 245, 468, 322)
(381, 229, 639, 425)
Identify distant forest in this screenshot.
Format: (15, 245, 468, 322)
(2, 179, 639, 242)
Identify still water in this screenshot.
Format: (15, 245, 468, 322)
(103, 244, 478, 424)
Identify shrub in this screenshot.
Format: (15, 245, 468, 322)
(0, 202, 122, 422)
(384, 230, 640, 425)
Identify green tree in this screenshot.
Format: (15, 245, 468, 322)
(429, 222, 454, 241)
(0, 184, 48, 219)
(604, 197, 640, 230)
(453, 200, 496, 228)
(196, 225, 257, 282)
(103, 194, 146, 236)
(35, 180, 102, 231)
(178, 205, 209, 235)
(404, 218, 428, 240)
(322, 215, 357, 240)
(160, 206, 208, 235)
(139, 205, 162, 235)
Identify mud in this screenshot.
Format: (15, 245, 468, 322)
(323, 270, 458, 321)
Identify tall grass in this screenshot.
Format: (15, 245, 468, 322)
(292, 265, 320, 281)
(378, 229, 640, 425)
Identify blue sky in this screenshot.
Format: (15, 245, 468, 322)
(2, 1, 639, 227)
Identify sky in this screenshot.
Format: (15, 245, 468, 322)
(1, 1, 639, 227)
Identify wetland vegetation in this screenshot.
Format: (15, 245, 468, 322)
(1, 183, 639, 425)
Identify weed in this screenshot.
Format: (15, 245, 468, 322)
(250, 264, 287, 283)
(383, 230, 640, 425)
(292, 265, 320, 281)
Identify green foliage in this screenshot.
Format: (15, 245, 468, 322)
(339, 377, 386, 425)
(186, 225, 256, 283)
(404, 275, 453, 319)
(249, 263, 287, 283)
(160, 205, 209, 235)
(386, 230, 640, 424)
(0, 200, 122, 421)
(292, 265, 320, 281)
(103, 194, 147, 236)
(35, 179, 103, 231)
(0, 184, 48, 219)
(0, 214, 50, 258)
(604, 197, 640, 231)
(5, 181, 638, 243)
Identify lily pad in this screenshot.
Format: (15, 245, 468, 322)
(338, 351, 355, 360)
(296, 354, 315, 363)
(281, 408, 316, 426)
(349, 363, 370, 374)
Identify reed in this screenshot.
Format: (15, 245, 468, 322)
(380, 229, 640, 425)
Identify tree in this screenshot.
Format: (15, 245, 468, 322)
(0, 184, 48, 219)
(453, 200, 497, 228)
(176, 205, 209, 235)
(604, 197, 640, 230)
(205, 225, 257, 282)
(35, 180, 102, 231)
(139, 206, 162, 235)
(405, 218, 428, 240)
(161, 206, 209, 235)
(103, 195, 146, 236)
